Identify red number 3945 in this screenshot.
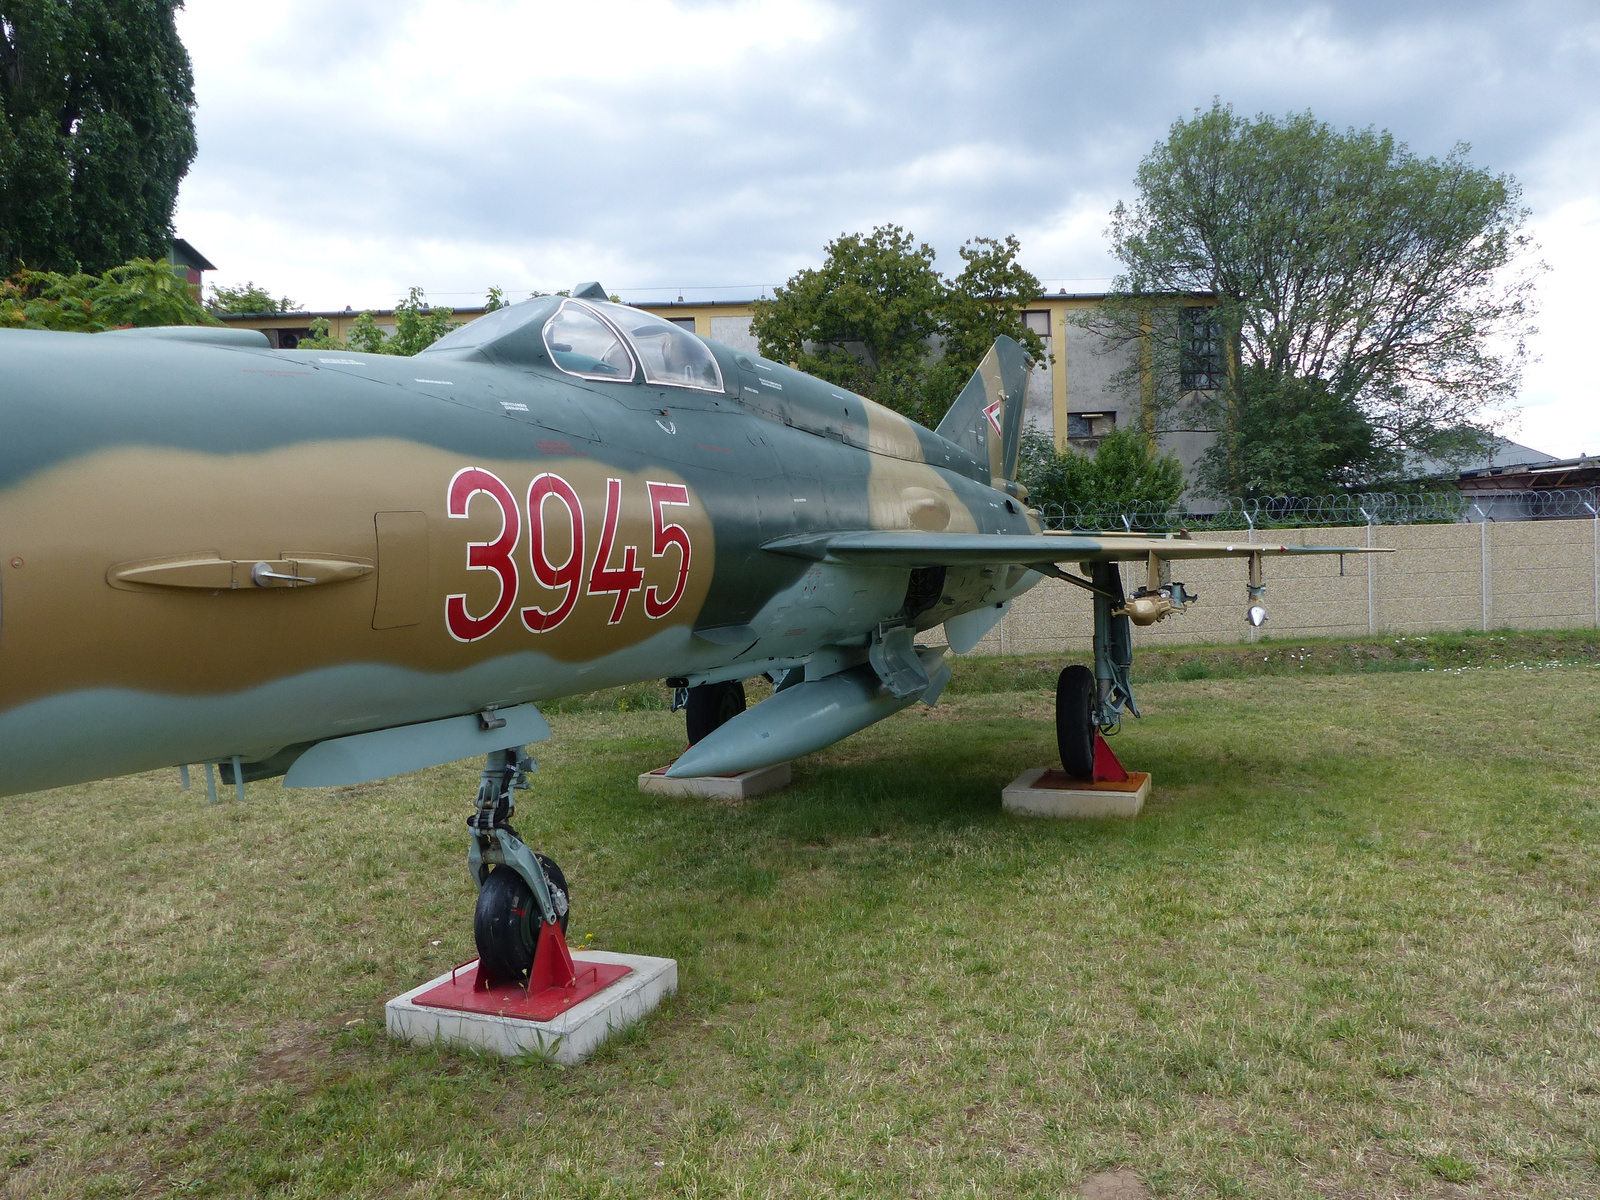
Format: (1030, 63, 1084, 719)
(445, 468, 693, 644)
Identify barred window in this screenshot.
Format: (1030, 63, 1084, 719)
(1180, 306, 1222, 392)
(1067, 412, 1114, 439)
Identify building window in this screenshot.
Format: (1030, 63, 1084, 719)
(665, 317, 696, 331)
(267, 327, 313, 349)
(1067, 411, 1114, 439)
(1180, 306, 1221, 392)
(1023, 310, 1051, 337)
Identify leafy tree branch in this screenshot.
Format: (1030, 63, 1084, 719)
(0, 1, 196, 274)
(206, 281, 298, 315)
(300, 287, 462, 356)
(1, 256, 213, 329)
(750, 226, 1047, 427)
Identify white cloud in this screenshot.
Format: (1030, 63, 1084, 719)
(1514, 198, 1600, 458)
(172, 0, 1600, 452)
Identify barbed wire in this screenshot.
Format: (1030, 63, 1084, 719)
(1035, 488, 1600, 531)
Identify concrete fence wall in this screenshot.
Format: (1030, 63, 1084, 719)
(972, 517, 1600, 655)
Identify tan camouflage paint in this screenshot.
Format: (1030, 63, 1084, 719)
(0, 440, 713, 709)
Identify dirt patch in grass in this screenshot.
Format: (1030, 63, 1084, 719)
(1080, 1168, 1151, 1199)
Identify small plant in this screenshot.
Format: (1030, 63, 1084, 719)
(1421, 1152, 1477, 1183)
(1175, 659, 1211, 681)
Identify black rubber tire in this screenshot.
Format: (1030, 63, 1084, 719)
(1056, 665, 1096, 779)
(473, 854, 570, 982)
(685, 680, 746, 745)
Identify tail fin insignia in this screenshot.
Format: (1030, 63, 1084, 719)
(933, 335, 1032, 485)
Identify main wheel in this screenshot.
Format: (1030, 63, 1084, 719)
(1056, 665, 1096, 779)
(473, 855, 570, 982)
(685, 680, 746, 745)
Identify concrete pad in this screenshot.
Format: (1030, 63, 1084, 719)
(386, 951, 676, 1065)
(1003, 767, 1151, 819)
(638, 761, 791, 800)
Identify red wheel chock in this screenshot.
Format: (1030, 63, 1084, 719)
(1092, 732, 1130, 783)
(412, 921, 632, 1022)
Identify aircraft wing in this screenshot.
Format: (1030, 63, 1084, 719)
(763, 530, 1390, 567)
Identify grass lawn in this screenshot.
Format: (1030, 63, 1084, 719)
(2, 648, 1598, 1198)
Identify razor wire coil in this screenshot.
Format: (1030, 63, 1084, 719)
(1035, 488, 1600, 532)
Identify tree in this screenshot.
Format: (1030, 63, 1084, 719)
(1195, 366, 1399, 497)
(925, 235, 1049, 418)
(1017, 426, 1186, 516)
(1, 256, 212, 330)
(207, 281, 298, 315)
(0, 2, 197, 274)
(1098, 101, 1539, 494)
(301, 287, 458, 356)
(750, 226, 944, 419)
(750, 226, 1045, 427)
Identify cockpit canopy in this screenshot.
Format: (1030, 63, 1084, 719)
(585, 301, 722, 392)
(422, 293, 723, 393)
(542, 303, 633, 380)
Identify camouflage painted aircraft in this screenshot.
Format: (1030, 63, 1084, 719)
(0, 284, 1384, 981)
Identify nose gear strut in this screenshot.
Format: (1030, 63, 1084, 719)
(467, 747, 573, 990)
(467, 747, 567, 936)
(431, 746, 633, 1018)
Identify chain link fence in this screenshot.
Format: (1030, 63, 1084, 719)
(1034, 488, 1600, 532)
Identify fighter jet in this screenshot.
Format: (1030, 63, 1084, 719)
(0, 283, 1384, 986)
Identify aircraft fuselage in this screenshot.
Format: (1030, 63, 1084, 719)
(0, 319, 1037, 796)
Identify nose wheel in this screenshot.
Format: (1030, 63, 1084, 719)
(474, 854, 569, 982)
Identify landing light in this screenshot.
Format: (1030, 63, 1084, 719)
(1247, 605, 1268, 627)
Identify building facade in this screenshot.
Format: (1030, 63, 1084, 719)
(167, 239, 215, 295)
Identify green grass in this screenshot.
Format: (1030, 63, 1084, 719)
(543, 628, 1600, 715)
(947, 627, 1600, 694)
(3, 655, 1599, 1197)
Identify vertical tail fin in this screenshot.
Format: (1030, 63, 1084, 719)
(933, 335, 1031, 486)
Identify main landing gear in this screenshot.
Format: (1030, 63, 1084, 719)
(1056, 561, 1140, 781)
(682, 680, 746, 746)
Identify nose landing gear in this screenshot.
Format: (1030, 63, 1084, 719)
(451, 747, 630, 1018)
(468, 748, 570, 982)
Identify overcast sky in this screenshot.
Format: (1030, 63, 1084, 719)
(173, 0, 1600, 457)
